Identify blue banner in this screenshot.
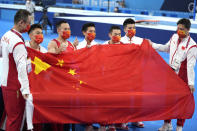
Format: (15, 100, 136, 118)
(125, 0, 195, 12)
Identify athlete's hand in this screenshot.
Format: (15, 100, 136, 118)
(59, 42, 68, 52)
(73, 37, 79, 47)
(189, 85, 195, 93)
(23, 94, 29, 100)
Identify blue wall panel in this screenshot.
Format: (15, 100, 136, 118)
(125, 0, 164, 10)
(56, 0, 72, 3)
(1, 9, 17, 21)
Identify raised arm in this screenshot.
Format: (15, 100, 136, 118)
(152, 40, 171, 52)
(48, 40, 67, 54)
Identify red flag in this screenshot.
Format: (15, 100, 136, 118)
(27, 39, 194, 124)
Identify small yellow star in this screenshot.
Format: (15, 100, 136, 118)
(56, 59, 64, 67)
(68, 69, 77, 76)
(79, 80, 83, 84)
(79, 80, 86, 84)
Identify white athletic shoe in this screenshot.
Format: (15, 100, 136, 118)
(158, 122, 173, 131)
(176, 126, 183, 131)
(132, 122, 144, 128)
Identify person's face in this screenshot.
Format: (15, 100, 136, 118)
(109, 29, 121, 40)
(26, 0, 31, 4)
(177, 24, 189, 36)
(114, 7, 118, 12)
(83, 26, 96, 38)
(58, 23, 70, 36)
(19, 15, 31, 33)
(124, 24, 135, 34)
(29, 28, 43, 43)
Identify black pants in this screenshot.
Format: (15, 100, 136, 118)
(0, 86, 4, 121)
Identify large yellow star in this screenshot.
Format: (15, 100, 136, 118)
(31, 57, 51, 75)
(56, 59, 64, 67)
(68, 69, 77, 76)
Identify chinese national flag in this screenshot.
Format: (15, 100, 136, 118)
(27, 39, 194, 124)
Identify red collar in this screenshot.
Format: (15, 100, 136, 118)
(177, 36, 190, 48)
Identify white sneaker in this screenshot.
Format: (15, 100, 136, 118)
(158, 122, 173, 131)
(132, 122, 144, 128)
(176, 126, 183, 131)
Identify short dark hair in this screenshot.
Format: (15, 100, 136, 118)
(14, 9, 31, 24)
(109, 25, 121, 33)
(28, 24, 42, 34)
(82, 23, 95, 32)
(56, 20, 68, 29)
(114, 7, 119, 13)
(123, 18, 135, 29)
(177, 18, 191, 30)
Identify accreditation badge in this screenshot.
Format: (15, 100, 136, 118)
(27, 57, 32, 73)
